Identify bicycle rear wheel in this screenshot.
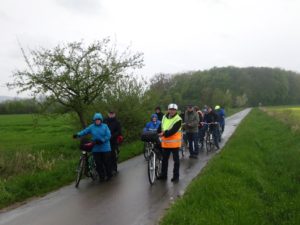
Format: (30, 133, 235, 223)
(155, 154, 162, 178)
(75, 156, 86, 188)
(148, 151, 156, 185)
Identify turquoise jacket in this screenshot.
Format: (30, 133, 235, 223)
(77, 113, 111, 153)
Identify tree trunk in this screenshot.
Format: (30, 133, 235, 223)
(77, 111, 87, 128)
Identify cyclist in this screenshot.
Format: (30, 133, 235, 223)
(203, 106, 220, 149)
(157, 103, 182, 182)
(104, 110, 122, 175)
(144, 114, 161, 132)
(73, 113, 112, 181)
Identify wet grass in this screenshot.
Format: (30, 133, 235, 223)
(160, 108, 300, 225)
(0, 114, 143, 209)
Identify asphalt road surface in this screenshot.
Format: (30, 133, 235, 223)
(0, 108, 251, 225)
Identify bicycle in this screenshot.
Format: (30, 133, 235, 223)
(179, 130, 188, 158)
(146, 142, 162, 185)
(140, 131, 162, 185)
(203, 122, 218, 154)
(75, 141, 98, 188)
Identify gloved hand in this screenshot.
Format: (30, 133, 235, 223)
(73, 134, 78, 139)
(95, 140, 104, 145)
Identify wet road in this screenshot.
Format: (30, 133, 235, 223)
(0, 108, 251, 225)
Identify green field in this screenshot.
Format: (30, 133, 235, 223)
(0, 114, 143, 209)
(160, 108, 300, 225)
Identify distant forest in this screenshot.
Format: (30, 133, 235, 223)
(146, 66, 300, 109)
(1, 66, 300, 114)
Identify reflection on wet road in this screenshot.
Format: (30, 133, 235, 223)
(0, 108, 251, 225)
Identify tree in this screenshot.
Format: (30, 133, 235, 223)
(8, 38, 144, 128)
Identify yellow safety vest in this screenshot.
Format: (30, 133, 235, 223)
(161, 114, 182, 148)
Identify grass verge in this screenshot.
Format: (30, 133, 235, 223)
(160, 108, 300, 225)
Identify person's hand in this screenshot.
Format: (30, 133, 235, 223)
(73, 134, 78, 139)
(95, 140, 104, 145)
(158, 132, 164, 137)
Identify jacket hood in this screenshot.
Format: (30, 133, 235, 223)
(93, 113, 103, 121)
(151, 114, 158, 120)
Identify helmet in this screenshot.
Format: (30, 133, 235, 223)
(215, 105, 220, 110)
(168, 103, 178, 110)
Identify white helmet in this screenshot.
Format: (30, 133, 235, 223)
(168, 103, 178, 110)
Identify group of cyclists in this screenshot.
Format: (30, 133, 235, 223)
(143, 104, 225, 182)
(72, 103, 225, 184)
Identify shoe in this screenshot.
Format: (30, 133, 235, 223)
(112, 170, 118, 176)
(171, 177, 179, 182)
(157, 175, 167, 180)
(216, 146, 220, 150)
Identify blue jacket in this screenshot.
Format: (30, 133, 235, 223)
(77, 113, 111, 152)
(144, 114, 161, 132)
(216, 108, 226, 125)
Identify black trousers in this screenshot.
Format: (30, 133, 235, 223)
(93, 152, 112, 178)
(161, 148, 180, 178)
(110, 142, 119, 172)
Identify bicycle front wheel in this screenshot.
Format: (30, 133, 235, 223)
(88, 156, 98, 181)
(75, 156, 86, 188)
(205, 133, 213, 154)
(148, 151, 156, 185)
(144, 143, 151, 160)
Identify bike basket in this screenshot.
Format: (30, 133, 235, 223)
(140, 131, 159, 142)
(80, 141, 95, 152)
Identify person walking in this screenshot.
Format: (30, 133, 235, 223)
(104, 110, 122, 175)
(157, 103, 182, 182)
(184, 105, 200, 158)
(73, 113, 112, 181)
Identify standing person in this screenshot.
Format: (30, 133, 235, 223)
(157, 103, 182, 182)
(204, 106, 220, 149)
(215, 105, 226, 133)
(144, 114, 161, 132)
(73, 113, 112, 181)
(104, 110, 122, 175)
(155, 106, 164, 121)
(194, 106, 205, 151)
(184, 105, 200, 158)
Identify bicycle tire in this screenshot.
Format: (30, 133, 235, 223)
(75, 156, 86, 188)
(205, 133, 213, 154)
(143, 142, 151, 160)
(88, 156, 98, 181)
(155, 155, 162, 178)
(148, 151, 156, 185)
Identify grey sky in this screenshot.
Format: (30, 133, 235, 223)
(1, 0, 300, 96)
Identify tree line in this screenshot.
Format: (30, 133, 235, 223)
(146, 66, 300, 109)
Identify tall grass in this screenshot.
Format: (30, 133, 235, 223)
(160, 108, 300, 225)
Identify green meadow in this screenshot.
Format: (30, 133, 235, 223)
(161, 108, 300, 225)
(0, 114, 143, 209)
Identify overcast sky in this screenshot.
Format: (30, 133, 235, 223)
(1, 0, 300, 96)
